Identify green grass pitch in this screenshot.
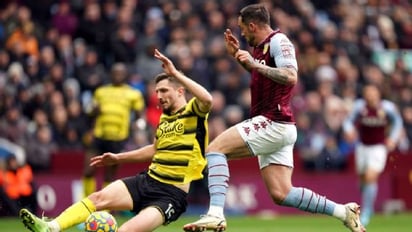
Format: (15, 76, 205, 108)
(1, 213, 411, 231)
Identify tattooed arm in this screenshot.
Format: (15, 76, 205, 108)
(234, 49, 297, 86)
(254, 64, 297, 86)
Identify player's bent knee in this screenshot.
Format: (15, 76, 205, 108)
(87, 191, 106, 209)
(268, 189, 288, 205)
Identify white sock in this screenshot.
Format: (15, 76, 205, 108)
(48, 220, 61, 232)
(207, 205, 224, 218)
(333, 204, 346, 221)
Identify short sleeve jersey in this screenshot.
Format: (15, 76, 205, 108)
(148, 98, 209, 185)
(343, 99, 403, 145)
(93, 84, 144, 141)
(250, 30, 298, 123)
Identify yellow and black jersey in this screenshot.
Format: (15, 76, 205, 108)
(93, 84, 144, 141)
(148, 98, 209, 185)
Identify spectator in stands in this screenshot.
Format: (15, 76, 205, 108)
(110, 23, 137, 64)
(0, 105, 28, 147)
(45, 62, 66, 93)
(6, 21, 39, 59)
(24, 56, 41, 84)
(26, 125, 57, 172)
(26, 108, 50, 138)
(51, 0, 78, 37)
(5, 62, 30, 96)
(75, 2, 107, 60)
(55, 34, 75, 77)
(62, 78, 81, 103)
(0, 49, 11, 74)
(74, 47, 106, 94)
(66, 99, 89, 140)
(135, 39, 163, 84)
(73, 38, 87, 68)
(49, 104, 70, 147)
(38, 45, 57, 80)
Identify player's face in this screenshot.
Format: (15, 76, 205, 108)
(363, 85, 380, 107)
(155, 79, 181, 114)
(111, 66, 126, 85)
(238, 16, 256, 47)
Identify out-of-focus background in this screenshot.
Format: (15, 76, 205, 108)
(0, 0, 411, 218)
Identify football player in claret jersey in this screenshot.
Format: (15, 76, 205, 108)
(184, 3, 365, 232)
(343, 84, 403, 227)
(19, 49, 213, 232)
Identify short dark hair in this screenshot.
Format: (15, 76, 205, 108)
(239, 4, 270, 26)
(154, 73, 182, 88)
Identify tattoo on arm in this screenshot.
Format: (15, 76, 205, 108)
(256, 66, 291, 85)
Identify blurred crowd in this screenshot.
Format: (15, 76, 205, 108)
(0, 0, 412, 180)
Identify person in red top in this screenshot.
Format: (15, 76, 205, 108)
(184, 4, 364, 232)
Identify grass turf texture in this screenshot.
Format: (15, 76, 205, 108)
(2, 213, 411, 232)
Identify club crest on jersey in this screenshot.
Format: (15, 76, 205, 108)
(263, 43, 269, 55)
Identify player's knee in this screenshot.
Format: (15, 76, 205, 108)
(87, 191, 106, 209)
(268, 189, 289, 205)
(205, 143, 223, 153)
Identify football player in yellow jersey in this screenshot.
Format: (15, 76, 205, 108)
(82, 62, 145, 197)
(19, 49, 213, 232)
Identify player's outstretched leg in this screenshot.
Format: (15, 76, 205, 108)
(20, 208, 51, 232)
(343, 202, 366, 232)
(183, 214, 226, 232)
(183, 153, 228, 232)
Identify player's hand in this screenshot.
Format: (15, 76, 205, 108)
(344, 130, 357, 143)
(235, 49, 256, 70)
(90, 152, 119, 167)
(154, 49, 179, 76)
(224, 28, 240, 57)
(385, 138, 396, 152)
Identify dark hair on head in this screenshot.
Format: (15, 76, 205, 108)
(154, 73, 182, 88)
(239, 4, 270, 26)
(155, 73, 171, 83)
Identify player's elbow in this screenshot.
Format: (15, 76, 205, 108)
(198, 94, 213, 112)
(287, 76, 298, 86)
(203, 94, 214, 111)
(284, 67, 298, 86)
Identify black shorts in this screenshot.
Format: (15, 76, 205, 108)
(122, 171, 188, 224)
(92, 138, 126, 154)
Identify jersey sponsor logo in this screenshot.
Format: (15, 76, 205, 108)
(360, 109, 387, 126)
(360, 116, 387, 127)
(158, 121, 184, 138)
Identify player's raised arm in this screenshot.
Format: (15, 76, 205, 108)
(154, 49, 213, 113)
